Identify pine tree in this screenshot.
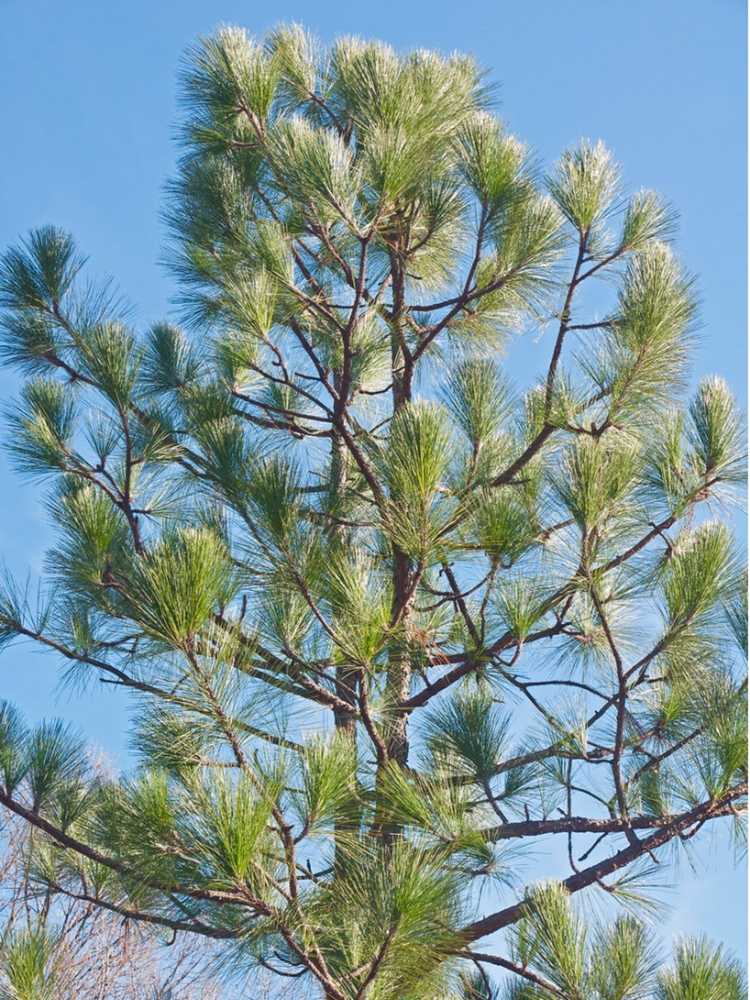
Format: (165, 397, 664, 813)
(0, 23, 745, 1000)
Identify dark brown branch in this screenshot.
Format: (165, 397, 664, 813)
(0, 787, 258, 909)
(47, 881, 239, 940)
(457, 951, 565, 997)
(463, 783, 747, 942)
(481, 804, 740, 843)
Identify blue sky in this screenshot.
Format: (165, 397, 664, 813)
(0, 0, 746, 964)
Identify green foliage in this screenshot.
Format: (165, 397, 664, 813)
(551, 435, 640, 532)
(183, 27, 281, 140)
(0, 227, 84, 314)
(589, 917, 661, 1000)
(244, 454, 304, 548)
(621, 190, 676, 251)
(548, 141, 620, 233)
(330, 37, 484, 153)
(187, 769, 280, 890)
(442, 359, 514, 450)
(308, 839, 465, 997)
(5, 378, 77, 478)
(119, 527, 239, 645)
(656, 937, 746, 1000)
(25, 720, 87, 815)
(460, 972, 499, 1000)
(132, 703, 216, 774)
(661, 521, 735, 633)
(47, 481, 130, 597)
(471, 489, 536, 565)
(376, 760, 477, 846)
(322, 545, 391, 664)
(141, 322, 204, 397)
(515, 883, 587, 996)
(724, 571, 747, 655)
(493, 576, 551, 640)
(605, 244, 695, 422)
(385, 401, 452, 503)
(292, 731, 359, 834)
(0, 701, 28, 795)
(0, 926, 61, 1000)
(269, 118, 359, 223)
(688, 375, 745, 482)
(382, 401, 459, 557)
(265, 23, 320, 111)
(458, 113, 528, 218)
(423, 686, 510, 780)
(505, 886, 745, 1000)
(75, 322, 141, 409)
(490, 192, 565, 309)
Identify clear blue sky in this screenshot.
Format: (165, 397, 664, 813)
(0, 0, 746, 964)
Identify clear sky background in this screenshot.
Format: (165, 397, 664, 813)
(0, 0, 746, 967)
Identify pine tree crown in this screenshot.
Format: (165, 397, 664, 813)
(0, 21, 744, 1000)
